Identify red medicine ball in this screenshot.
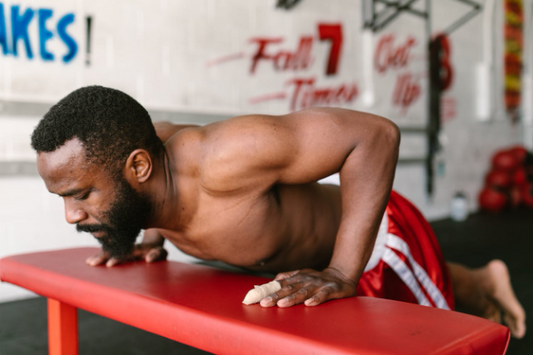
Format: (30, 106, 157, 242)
(478, 187, 508, 213)
(507, 146, 528, 165)
(485, 170, 512, 189)
(492, 150, 520, 172)
(510, 186, 522, 208)
(512, 168, 528, 186)
(522, 184, 533, 208)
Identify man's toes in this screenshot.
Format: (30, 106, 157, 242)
(504, 312, 526, 339)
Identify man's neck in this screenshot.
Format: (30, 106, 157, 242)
(144, 150, 192, 231)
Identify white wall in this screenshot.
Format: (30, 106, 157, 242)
(1, 0, 530, 302)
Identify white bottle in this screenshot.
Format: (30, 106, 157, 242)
(450, 192, 469, 221)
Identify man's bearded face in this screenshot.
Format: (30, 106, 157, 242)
(76, 177, 151, 259)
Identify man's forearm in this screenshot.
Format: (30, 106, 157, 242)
(327, 118, 400, 284)
(142, 229, 166, 246)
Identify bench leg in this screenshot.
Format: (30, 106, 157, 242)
(48, 298, 78, 355)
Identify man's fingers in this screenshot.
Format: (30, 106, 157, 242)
(86, 245, 168, 268)
(85, 252, 109, 266)
(145, 247, 168, 263)
(278, 288, 310, 308)
(304, 287, 333, 306)
(259, 292, 279, 307)
(260, 282, 307, 308)
(279, 285, 337, 308)
(106, 257, 122, 267)
(145, 249, 158, 263)
(259, 268, 357, 308)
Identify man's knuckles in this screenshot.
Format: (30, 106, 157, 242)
(318, 284, 335, 295)
(297, 288, 309, 296)
(268, 270, 356, 308)
(275, 270, 300, 280)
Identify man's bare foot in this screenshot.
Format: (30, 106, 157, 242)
(474, 260, 526, 339)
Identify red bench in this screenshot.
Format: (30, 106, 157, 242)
(0, 247, 509, 354)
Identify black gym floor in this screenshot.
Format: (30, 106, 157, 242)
(0, 210, 531, 355)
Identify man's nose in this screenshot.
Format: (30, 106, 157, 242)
(64, 199, 88, 224)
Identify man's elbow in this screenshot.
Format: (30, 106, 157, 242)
(376, 117, 401, 149)
(385, 119, 401, 148)
(373, 118, 400, 165)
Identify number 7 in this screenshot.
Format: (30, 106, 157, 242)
(318, 23, 343, 76)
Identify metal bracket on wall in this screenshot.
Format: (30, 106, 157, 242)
(363, 0, 481, 34)
(443, 0, 482, 35)
(276, 0, 304, 10)
(362, 0, 482, 199)
(363, 0, 428, 32)
(397, 126, 427, 165)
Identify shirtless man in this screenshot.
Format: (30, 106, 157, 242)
(31, 86, 526, 338)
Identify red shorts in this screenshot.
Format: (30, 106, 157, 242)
(356, 191, 454, 310)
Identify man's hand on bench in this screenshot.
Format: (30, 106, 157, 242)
(259, 268, 357, 308)
(86, 243, 168, 267)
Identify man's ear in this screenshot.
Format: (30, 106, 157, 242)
(124, 149, 153, 184)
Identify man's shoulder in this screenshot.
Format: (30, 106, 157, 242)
(167, 115, 285, 194)
(167, 114, 280, 154)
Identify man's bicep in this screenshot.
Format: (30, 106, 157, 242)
(206, 109, 368, 185)
(275, 108, 400, 184)
(223, 114, 349, 185)
(200, 109, 397, 189)
(199, 116, 293, 190)
(274, 109, 363, 184)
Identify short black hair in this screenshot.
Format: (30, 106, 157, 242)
(31, 85, 164, 173)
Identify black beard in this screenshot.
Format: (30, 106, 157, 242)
(76, 177, 151, 260)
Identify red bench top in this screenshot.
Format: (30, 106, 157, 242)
(0, 247, 509, 354)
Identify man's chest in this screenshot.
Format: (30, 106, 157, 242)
(161, 190, 286, 266)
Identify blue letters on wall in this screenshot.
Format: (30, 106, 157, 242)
(0, 4, 8, 55)
(38, 9, 54, 61)
(0, 2, 78, 63)
(57, 13, 77, 63)
(11, 5, 34, 59)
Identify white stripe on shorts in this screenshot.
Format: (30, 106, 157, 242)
(381, 248, 432, 307)
(386, 234, 451, 310)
